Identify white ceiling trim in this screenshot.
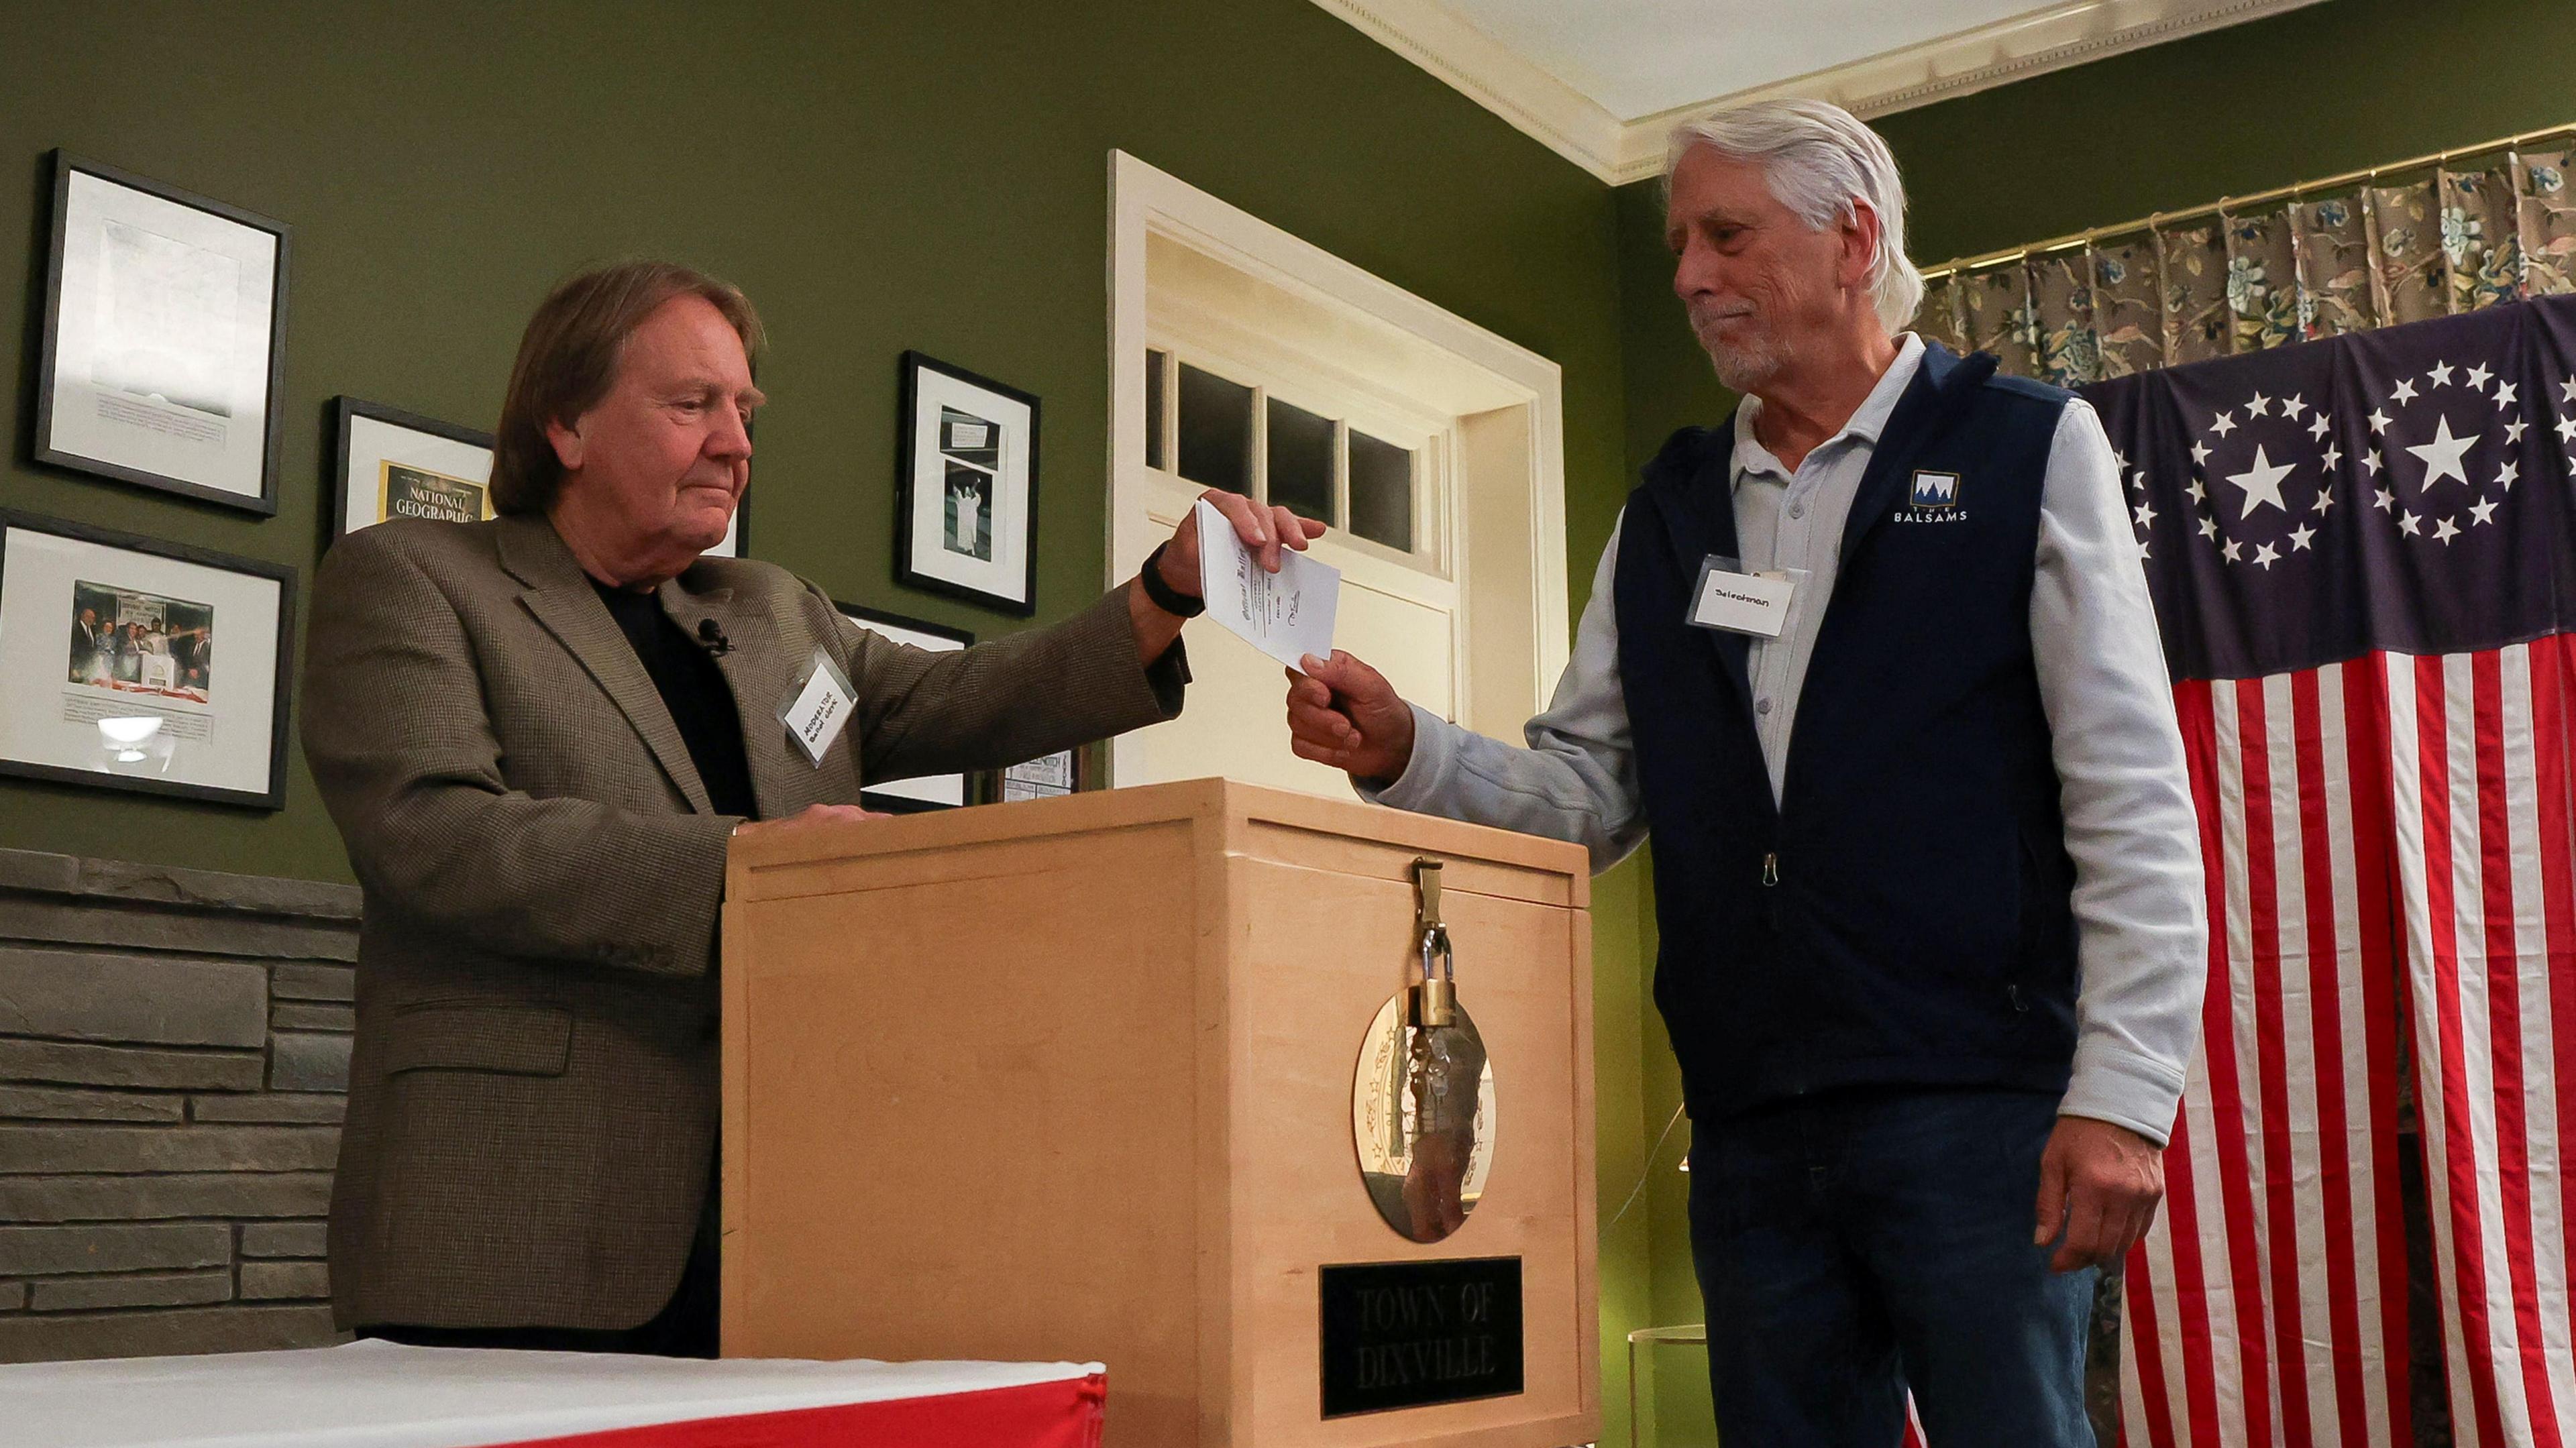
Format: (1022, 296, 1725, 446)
(1318, 0, 2329, 186)
(1324, 0, 1631, 182)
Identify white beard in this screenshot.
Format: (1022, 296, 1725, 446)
(1690, 307, 1789, 394)
(1706, 337, 1786, 394)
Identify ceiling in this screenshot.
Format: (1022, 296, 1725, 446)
(1440, 0, 2059, 121)
(1315, 0, 2329, 184)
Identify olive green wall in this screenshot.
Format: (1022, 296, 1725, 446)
(1614, 0, 2576, 1437)
(0, 0, 1633, 882)
(0, 5, 1661, 1435)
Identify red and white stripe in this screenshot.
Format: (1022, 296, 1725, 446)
(2120, 665, 2410, 1448)
(1918, 640, 2576, 1446)
(2382, 641, 2576, 1448)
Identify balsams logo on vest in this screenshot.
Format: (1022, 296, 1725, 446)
(1899, 469, 1970, 522)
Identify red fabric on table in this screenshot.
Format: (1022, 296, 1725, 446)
(498, 1371, 1106, 1448)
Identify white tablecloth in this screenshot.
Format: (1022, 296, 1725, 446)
(6, 1339, 1105, 1448)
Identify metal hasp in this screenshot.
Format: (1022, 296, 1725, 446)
(1409, 856, 1456, 1028)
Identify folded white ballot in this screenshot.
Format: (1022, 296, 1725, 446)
(1193, 496, 1339, 673)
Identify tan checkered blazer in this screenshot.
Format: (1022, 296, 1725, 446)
(301, 513, 1180, 1331)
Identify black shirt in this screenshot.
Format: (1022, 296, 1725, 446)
(590, 580, 760, 822)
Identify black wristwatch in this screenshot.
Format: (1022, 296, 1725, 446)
(1138, 542, 1205, 618)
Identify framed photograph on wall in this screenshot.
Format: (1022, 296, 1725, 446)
(992, 747, 1091, 804)
(835, 601, 973, 812)
(329, 397, 745, 553)
(34, 152, 291, 515)
(0, 510, 295, 810)
(896, 351, 1038, 616)
(331, 397, 494, 537)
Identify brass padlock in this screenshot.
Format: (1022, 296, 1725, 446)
(1413, 933, 1456, 1028)
(1409, 858, 1456, 1029)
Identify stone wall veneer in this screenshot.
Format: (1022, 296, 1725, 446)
(0, 848, 358, 1362)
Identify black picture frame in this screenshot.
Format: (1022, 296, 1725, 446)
(0, 508, 297, 810)
(833, 599, 976, 812)
(894, 350, 1040, 616)
(33, 151, 292, 516)
(329, 396, 496, 541)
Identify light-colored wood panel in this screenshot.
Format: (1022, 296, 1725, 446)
(1226, 784, 1589, 909)
(1237, 819, 1575, 911)
(725, 826, 1206, 1442)
(722, 779, 1596, 1447)
(1194, 810, 1244, 1448)
(730, 779, 1588, 909)
(1230, 857, 1591, 1447)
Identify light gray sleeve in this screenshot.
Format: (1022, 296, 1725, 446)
(2035, 399, 2210, 1146)
(1362, 517, 1647, 874)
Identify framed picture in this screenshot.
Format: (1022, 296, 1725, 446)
(34, 152, 290, 515)
(331, 397, 494, 538)
(896, 351, 1038, 615)
(329, 397, 744, 555)
(0, 510, 295, 809)
(835, 602, 973, 811)
(991, 747, 1093, 804)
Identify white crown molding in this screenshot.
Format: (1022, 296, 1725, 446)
(1316, 0, 1631, 180)
(1316, 0, 2330, 186)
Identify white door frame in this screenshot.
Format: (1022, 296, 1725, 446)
(1105, 150, 1569, 786)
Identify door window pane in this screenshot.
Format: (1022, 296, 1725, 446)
(1177, 364, 1252, 493)
(1265, 398, 1336, 525)
(1348, 431, 1414, 551)
(1144, 349, 1168, 471)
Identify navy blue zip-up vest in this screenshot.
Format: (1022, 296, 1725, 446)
(1613, 342, 2082, 1121)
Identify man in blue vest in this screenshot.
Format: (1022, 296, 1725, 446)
(1285, 99, 2204, 1447)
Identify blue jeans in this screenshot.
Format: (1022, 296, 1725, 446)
(1686, 1087, 2096, 1447)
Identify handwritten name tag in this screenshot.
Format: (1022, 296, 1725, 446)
(779, 649, 855, 765)
(1687, 560, 1796, 639)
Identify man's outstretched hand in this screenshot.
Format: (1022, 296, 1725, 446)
(1285, 650, 1417, 783)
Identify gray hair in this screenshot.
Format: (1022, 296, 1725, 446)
(1665, 99, 1925, 333)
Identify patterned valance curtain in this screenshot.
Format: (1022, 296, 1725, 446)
(1913, 141, 2576, 386)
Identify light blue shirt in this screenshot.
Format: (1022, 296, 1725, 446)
(1732, 332, 1925, 799)
(1366, 335, 2208, 1144)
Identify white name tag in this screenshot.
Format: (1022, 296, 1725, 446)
(1688, 561, 1796, 638)
(779, 649, 855, 766)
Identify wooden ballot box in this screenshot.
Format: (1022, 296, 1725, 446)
(720, 777, 1598, 1448)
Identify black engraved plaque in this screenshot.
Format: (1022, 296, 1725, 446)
(1318, 1256, 1523, 1417)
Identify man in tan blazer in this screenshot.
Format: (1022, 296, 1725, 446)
(302, 260, 1319, 1355)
